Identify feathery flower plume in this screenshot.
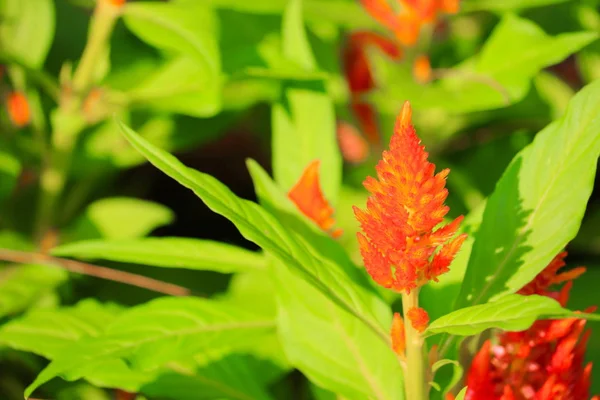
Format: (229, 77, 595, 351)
(354, 101, 466, 293)
(465, 252, 597, 400)
(288, 160, 342, 238)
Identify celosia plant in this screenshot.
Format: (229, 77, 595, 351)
(1, 0, 600, 399)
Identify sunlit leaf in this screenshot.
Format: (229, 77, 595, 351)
(427, 294, 600, 336)
(52, 237, 265, 273)
(456, 80, 600, 308)
(25, 297, 275, 397)
(116, 121, 389, 345)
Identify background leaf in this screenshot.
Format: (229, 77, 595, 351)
(52, 237, 266, 273)
(0, 0, 54, 68)
(62, 197, 174, 241)
(0, 264, 66, 318)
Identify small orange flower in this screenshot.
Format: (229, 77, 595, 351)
(354, 101, 466, 293)
(6, 91, 30, 127)
(413, 55, 432, 83)
(337, 121, 370, 164)
(106, 0, 126, 6)
(407, 307, 429, 332)
(288, 160, 342, 238)
(391, 312, 406, 357)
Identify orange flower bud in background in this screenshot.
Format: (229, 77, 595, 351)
(407, 307, 429, 332)
(413, 55, 432, 83)
(336, 121, 370, 164)
(106, 0, 126, 6)
(6, 91, 30, 128)
(354, 102, 466, 293)
(288, 160, 342, 238)
(391, 312, 406, 357)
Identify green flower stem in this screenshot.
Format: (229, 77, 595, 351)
(402, 289, 427, 400)
(35, 0, 121, 243)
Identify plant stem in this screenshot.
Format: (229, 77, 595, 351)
(35, 0, 121, 243)
(0, 248, 192, 296)
(402, 289, 427, 400)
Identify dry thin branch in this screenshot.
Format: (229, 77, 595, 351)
(0, 248, 191, 296)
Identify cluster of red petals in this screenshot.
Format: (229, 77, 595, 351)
(361, 0, 459, 46)
(6, 91, 30, 128)
(465, 252, 597, 400)
(288, 160, 342, 238)
(354, 102, 466, 293)
(407, 306, 430, 332)
(391, 312, 406, 357)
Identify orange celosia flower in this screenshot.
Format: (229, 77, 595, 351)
(391, 312, 406, 357)
(6, 91, 30, 127)
(465, 252, 597, 400)
(354, 101, 466, 293)
(288, 160, 342, 238)
(407, 306, 429, 332)
(413, 54, 432, 83)
(360, 0, 459, 46)
(337, 121, 370, 164)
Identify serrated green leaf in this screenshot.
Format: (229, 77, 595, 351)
(0, 264, 67, 318)
(123, 3, 220, 74)
(25, 297, 275, 397)
(272, 87, 342, 202)
(52, 237, 265, 273)
(116, 120, 389, 345)
(456, 80, 600, 308)
(427, 294, 600, 336)
(0, 0, 54, 68)
(246, 160, 402, 399)
(128, 56, 222, 117)
(63, 197, 174, 242)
